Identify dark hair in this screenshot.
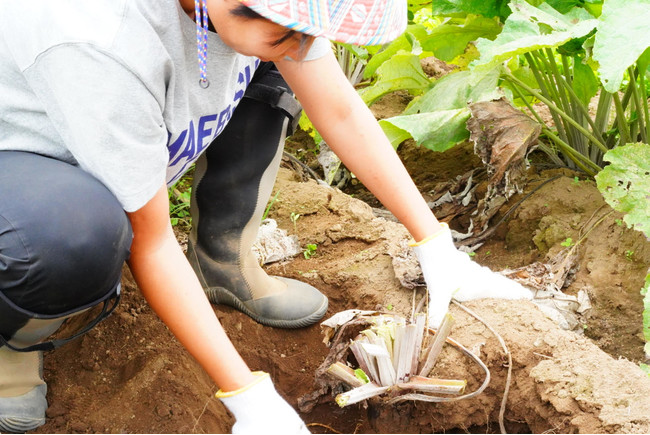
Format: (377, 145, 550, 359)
(230, 4, 312, 58)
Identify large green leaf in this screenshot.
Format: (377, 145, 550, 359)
(379, 67, 502, 150)
(379, 122, 412, 150)
(380, 108, 471, 151)
(638, 47, 650, 79)
(364, 25, 429, 80)
(595, 143, 650, 238)
(472, 0, 597, 70)
(572, 57, 599, 105)
(420, 15, 503, 62)
(359, 52, 432, 106)
(405, 67, 502, 114)
(593, 0, 650, 93)
(431, 0, 509, 18)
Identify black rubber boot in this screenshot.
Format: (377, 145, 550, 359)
(187, 65, 328, 329)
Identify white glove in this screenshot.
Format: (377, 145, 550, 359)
(411, 223, 532, 327)
(216, 372, 310, 434)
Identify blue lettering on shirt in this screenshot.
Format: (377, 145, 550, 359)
(166, 60, 260, 186)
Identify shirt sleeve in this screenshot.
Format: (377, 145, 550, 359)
(303, 37, 332, 62)
(22, 44, 169, 212)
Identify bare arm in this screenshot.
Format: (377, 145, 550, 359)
(126, 185, 255, 391)
(277, 51, 442, 242)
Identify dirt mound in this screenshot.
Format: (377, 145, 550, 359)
(35, 167, 650, 434)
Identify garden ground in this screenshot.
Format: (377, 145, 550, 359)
(35, 93, 650, 434)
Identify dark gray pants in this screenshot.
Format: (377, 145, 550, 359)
(0, 151, 131, 350)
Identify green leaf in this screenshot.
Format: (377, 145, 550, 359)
(545, 0, 592, 14)
(502, 64, 540, 105)
(556, 28, 596, 57)
(471, 0, 598, 71)
(379, 67, 501, 151)
(420, 15, 503, 62)
(595, 143, 650, 238)
(380, 122, 412, 149)
(636, 47, 650, 81)
(572, 57, 599, 105)
(298, 111, 323, 144)
(405, 67, 502, 115)
(542, 0, 603, 17)
(431, 0, 508, 18)
(354, 368, 370, 384)
(583, 0, 603, 17)
(592, 0, 650, 93)
(359, 51, 432, 106)
(380, 108, 471, 152)
(364, 25, 429, 80)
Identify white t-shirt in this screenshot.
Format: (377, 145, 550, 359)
(0, 0, 330, 211)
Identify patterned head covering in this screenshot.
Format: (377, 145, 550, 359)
(238, 0, 407, 46)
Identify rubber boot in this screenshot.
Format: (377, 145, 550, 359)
(0, 318, 64, 433)
(187, 66, 328, 328)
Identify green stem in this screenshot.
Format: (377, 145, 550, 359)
(613, 92, 632, 145)
(543, 49, 584, 154)
(535, 51, 565, 108)
(629, 67, 647, 143)
(594, 91, 613, 135)
(545, 49, 573, 119)
(508, 79, 548, 127)
(553, 60, 603, 146)
(640, 71, 650, 142)
(508, 79, 566, 167)
(542, 128, 601, 175)
(525, 52, 569, 144)
(607, 85, 635, 145)
(504, 72, 609, 154)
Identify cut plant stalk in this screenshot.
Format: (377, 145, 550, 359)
(326, 362, 366, 388)
(395, 321, 423, 383)
(396, 375, 466, 395)
(335, 382, 390, 407)
(350, 337, 380, 383)
(359, 337, 396, 386)
(419, 313, 455, 377)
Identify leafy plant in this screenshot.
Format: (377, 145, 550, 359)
(290, 212, 301, 232)
(560, 237, 575, 247)
(304, 243, 318, 259)
(352, 0, 650, 179)
(262, 190, 281, 221)
(478, 0, 650, 174)
(595, 142, 650, 360)
(168, 186, 192, 230)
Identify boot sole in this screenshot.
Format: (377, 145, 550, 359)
(205, 286, 328, 329)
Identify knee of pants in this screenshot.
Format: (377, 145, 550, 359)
(0, 153, 133, 318)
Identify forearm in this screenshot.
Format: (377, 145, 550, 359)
(318, 100, 442, 241)
(127, 188, 255, 392)
(279, 54, 441, 242)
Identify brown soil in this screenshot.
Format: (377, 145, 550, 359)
(34, 93, 650, 434)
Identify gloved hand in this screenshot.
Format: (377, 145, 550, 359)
(411, 223, 532, 327)
(216, 372, 310, 434)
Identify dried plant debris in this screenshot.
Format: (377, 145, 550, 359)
(501, 248, 592, 330)
(387, 238, 424, 289)
(468, 98, 541, 200)
(311, 310, 489, 409)
(252, 218, 301, 265)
